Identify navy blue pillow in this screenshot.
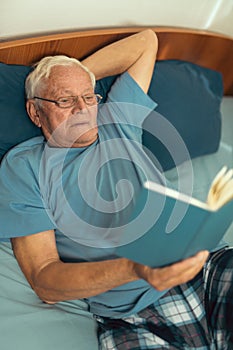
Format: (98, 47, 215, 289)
(0, 60, 223, 170)
(97, 60, 223, 170)
(143, 60, 223, 170)
(0, 63, 41, 159)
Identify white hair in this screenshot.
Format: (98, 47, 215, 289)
(25, 55, 96, 99)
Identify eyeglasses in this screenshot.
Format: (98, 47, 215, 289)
(33, 93, 102, 109)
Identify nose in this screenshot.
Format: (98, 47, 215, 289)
(72, 96, 87, 112)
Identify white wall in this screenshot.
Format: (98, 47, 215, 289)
(1, 0, 233, 40)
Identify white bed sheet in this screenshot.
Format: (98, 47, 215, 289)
(0, 242, 98, 350)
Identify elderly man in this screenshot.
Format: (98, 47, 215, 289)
(0, 30, 232, 349)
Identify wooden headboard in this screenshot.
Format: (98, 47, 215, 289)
(0, 27, 232, 95)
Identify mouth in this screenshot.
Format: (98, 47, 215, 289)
(68, 122, 98, 138)
(73, 121, 88, 126)
(69, 120, 90, 128)
(69, 114, 94, 126)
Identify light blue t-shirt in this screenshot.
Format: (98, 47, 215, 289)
(0, 72, 226, 318)
(0, 73, 170, 317)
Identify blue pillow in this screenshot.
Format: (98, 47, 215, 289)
(143, 60, 223, 170)
(0, 63, 41, 159)
(97, 60, 223, 170)
(0, 60, 223, 170)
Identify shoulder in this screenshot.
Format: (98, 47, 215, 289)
(106, 72, 142, 101)
(106, 72, 157, 110)
(1, 136, 45, 178)
(3, 136, 45, 163)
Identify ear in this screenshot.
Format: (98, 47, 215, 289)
(26, 100, 42, 127)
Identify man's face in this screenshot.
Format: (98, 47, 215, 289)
(29, 65, 98, 148)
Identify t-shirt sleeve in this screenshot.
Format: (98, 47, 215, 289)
(106, 72, 157, 123)
(0, 150, 56, 240)
(98, 72, 157, 142)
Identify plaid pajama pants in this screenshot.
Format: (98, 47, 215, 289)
(96, 248, 233, 349)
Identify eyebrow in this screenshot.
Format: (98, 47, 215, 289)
(51, 87, 94, 98)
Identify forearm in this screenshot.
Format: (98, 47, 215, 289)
(33, 250, 208, 303)
(33, 257, 138, 303)
(82, 29, 158, 82)
(12, 231, 209, 305)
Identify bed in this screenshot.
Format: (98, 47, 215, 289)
(0, 27, 232, 350)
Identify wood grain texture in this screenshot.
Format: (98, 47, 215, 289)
(0, 27, 232, 95)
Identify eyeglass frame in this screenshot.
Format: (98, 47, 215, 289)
(33, 93, 103, 109)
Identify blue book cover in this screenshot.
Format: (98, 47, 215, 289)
(116, 167, 233, 267)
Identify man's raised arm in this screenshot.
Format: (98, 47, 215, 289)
(82, 29, 158, 93)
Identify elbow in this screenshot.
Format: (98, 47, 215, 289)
(141, 29, 158, 55)
(143, 28, 158, 41)
(30, 262, 63, 304)
(32, 283, 59, 304)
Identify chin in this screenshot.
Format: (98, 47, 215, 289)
(72, 129, 98, 148)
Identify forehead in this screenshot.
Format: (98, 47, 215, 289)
(45, 65, 93, 94)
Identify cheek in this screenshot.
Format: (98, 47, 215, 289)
(87, 105, 98, 122)
(41, 106, 69, 125)
(38, 109, 68, 137)
(88, 108, 98, 123)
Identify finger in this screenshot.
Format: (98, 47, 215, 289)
(161, 250, 209, 277)
(149, 251, 209, 290)
(156, 260, 205, 290)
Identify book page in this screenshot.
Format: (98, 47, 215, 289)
(207, 166, 233, 209)
(144, 166, 233, 212)
(144, 181, 209, 210)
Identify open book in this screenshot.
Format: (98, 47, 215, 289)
(116, 167, 233, 267)
(146, 166, 233, 211)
